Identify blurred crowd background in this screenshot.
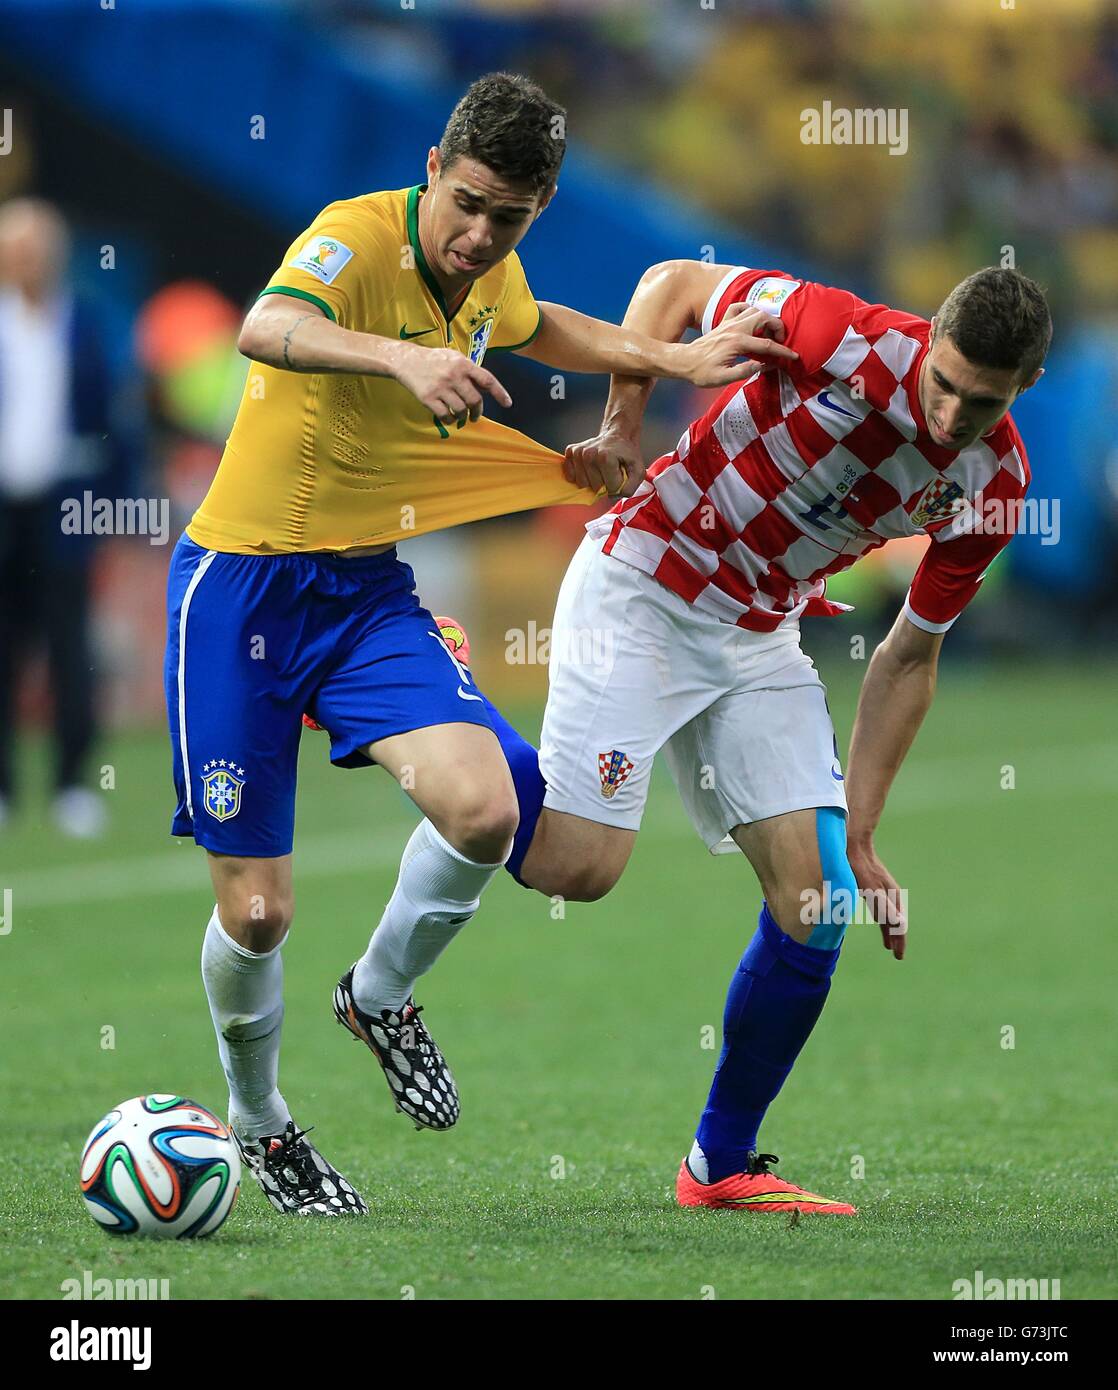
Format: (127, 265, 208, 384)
(0, 0, 1115, 836)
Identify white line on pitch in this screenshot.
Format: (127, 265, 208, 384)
(6, 826, 414, 909)
(6, 743, 1115, 909)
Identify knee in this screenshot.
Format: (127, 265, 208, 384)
(777, 809, 858, 947)
(776, 876, 853, 945)
(440, 786, 520, 864)
(768, 880, 816, 941)
(527, 861, 620, 903)
(216, 892, 294, 954)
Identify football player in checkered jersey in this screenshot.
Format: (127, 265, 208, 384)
(479, 260, 1050, 1213)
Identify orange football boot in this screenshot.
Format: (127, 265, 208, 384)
(676, 1151, 857, 1215)
(301, 615, 471, 733)
(432, 614, 470, 666)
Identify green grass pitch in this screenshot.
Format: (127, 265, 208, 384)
(2, 656, 1115, 1300)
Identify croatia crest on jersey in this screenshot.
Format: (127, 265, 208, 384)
(598, 750, 634, 799)
(201, 761, 246, 822)
(910, 478, 966, 528)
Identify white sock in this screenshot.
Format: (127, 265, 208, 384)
(352, 818, 506, 1015)
(200, 907, 290, 1141)
(688, 1141, 710, 1184)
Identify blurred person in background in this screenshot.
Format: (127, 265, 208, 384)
(0, 197, 118, 838)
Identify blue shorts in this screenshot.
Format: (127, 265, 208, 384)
(164, 534, 494, 857)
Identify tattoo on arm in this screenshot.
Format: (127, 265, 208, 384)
(282, 314, 317, 370)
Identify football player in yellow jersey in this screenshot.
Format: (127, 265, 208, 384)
(165, 72, 794, 1215)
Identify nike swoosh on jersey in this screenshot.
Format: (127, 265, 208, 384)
(400, 324, 436, 340)
(456, 686, 484, 703)
(818, 389, 860, 420)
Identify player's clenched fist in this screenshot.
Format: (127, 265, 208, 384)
(674, 304, 800, 388)
(563, 432, 645, 497)
(393, 343, 513, 425)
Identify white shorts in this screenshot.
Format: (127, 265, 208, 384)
(539, 535, 848, 852)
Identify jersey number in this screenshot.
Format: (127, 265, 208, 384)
(801, 491, 847, 531)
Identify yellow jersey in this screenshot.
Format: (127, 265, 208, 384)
(187, 184, 593, 553)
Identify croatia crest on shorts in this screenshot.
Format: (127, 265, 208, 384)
(201, 761, 246, 822)
(910, 478, 965, 528)
(598, 750, 634, 799)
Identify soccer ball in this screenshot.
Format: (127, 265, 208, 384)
(79, 1094, 240, 1238)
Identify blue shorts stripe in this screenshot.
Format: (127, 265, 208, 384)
(174, 546, 217, 823)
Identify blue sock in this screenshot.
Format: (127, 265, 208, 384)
(695, 903, 841, 1183)
(475, 692, 545, 887)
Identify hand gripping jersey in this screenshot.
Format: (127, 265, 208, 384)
(188, 184, 594, 553)
(588, 268, 1031, 633)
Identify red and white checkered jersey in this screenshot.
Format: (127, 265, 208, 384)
(587, 267, 1031, 634)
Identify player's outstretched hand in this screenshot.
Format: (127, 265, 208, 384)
(394, 343, 513, 426)
(677, 304, 800, 388)
(563, 432, 645, 497)
(848, 840, 908, 961)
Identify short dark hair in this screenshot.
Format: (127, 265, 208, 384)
(439, 72, 566, 196)
(934, 267, 1052, 383)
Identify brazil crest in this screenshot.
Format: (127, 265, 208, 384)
(201, 760, 246, 821)
(467, 307, 496, 365)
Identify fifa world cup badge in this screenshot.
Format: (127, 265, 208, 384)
(598, 750, 634, 799)
(201, 760, 246, 821)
